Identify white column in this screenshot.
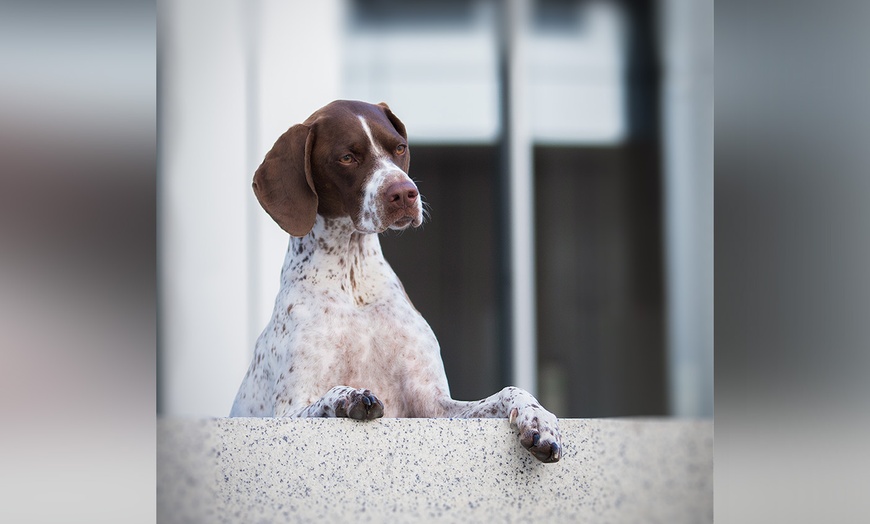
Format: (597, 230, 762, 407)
(160, 0, 250, 416)
(505, 0, 537, 395)
(660, 0, 714, 417)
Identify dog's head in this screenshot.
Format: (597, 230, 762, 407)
(253, 100, 423, 237)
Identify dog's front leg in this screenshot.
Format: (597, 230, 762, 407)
(441, 387, 562, 463)
(279, 386, 385, 420)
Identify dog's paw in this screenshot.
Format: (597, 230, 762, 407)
(336, 388, 384, 421)
(510, 405, 563, 463)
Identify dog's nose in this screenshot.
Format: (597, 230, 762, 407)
(384, 180, 419, 209)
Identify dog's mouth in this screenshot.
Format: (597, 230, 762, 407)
(388, 215, 416, 231)
(386, 208, 423, 231)
(354, 212, 420, 234)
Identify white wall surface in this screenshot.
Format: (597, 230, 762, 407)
(158, 418, 714, 523)
(160, 0, 250, 417)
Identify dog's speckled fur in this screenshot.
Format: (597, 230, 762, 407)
(231, 100, 561, 462)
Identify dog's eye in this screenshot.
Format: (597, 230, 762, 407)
(339, 154, 354, 164)
(395, 144, 407, 155)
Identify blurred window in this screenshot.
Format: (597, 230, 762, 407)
(345, 0, 625, 144)
(349, 0, 666, 417)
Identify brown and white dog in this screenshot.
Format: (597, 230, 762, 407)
(230, 100, 562, 462)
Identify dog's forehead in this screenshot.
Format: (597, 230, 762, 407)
(308, 101, 397, 142)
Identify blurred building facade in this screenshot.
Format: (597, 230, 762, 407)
(159, 0, 712, 418)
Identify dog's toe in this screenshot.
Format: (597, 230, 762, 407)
(345, 389, 385, 420)
(520, 427, 562, 463)
(529, 438, 562, 463)
(514, 407, 563, 463)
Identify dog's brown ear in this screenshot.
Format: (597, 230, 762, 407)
(378, 102, 410, 172)
(378, 102, 407, 139)
(252, 124, 318, 237)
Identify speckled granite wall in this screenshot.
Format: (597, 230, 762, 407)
(157, 418, 712, 523)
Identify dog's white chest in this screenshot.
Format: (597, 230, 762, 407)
(275, 288, 440, 414)
(286, 289, 435, 365)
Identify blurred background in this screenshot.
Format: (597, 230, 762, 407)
(3, 0, 870, 522)
(159, 0, 713, 419)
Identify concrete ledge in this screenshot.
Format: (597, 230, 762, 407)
(157, 418, 712, 523)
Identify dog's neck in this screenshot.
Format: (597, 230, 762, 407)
(281, 215, 394, 306)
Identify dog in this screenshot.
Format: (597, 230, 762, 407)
(231, 100, 561, 463)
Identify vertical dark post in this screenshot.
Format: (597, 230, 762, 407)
(624, 0, 668, 414)
(625, 0, 662, 141)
